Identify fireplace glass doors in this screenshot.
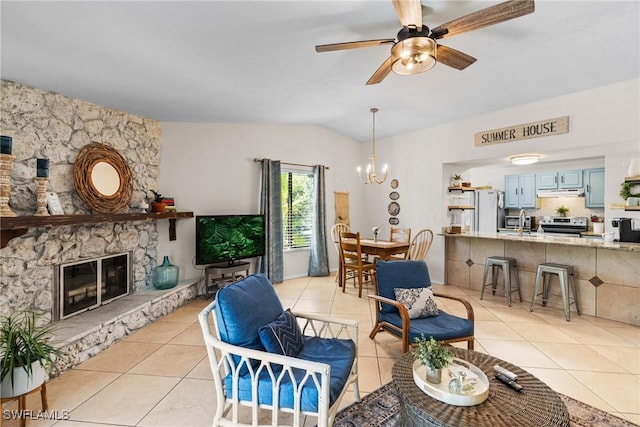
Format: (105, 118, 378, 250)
(58, 253, 130, 319)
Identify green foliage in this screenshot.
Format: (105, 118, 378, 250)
(619, 182, 632, 200)
(413, 336, 452, 370)
(555, 205, 569, 215)
(281, 171, 314, 248)
(198, 216, 264, 261)
(451, 174, 462, 181)
(149, 190, 164, 202)
(1, 310, 62, 387)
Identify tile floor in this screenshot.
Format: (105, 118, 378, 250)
(3, 274, 639, 426)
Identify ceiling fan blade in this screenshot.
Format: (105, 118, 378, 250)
(436, 45, 477, 70)
(366, 56, 394, 85)
(431, 0, 535, 39)
(392, 0, 423, 29)
(315, 39, 395, 53)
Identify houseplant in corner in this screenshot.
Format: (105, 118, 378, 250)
(1, 310, 62, 397)
(413, 336, 452, 384)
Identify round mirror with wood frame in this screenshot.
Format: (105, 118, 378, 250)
(73, 143, 133, 213)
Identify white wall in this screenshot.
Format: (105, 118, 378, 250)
(156, 123, 367, 284)
(158, 78, 639, 286)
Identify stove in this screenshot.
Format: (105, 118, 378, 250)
(539, 216, 588, 236)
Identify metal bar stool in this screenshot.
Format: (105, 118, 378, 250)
(530, 263, 581, 321)
(480, 256, 522, 307)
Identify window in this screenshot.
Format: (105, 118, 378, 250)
(281, 169, 314, 249)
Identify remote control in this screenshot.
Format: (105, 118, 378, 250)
(495, 373, 524, 392)
(493, 365, 518, 381)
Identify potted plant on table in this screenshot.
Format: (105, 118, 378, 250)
(413, 336, 452, 384)
(149, 190, 166, 213)
(451, 174, 463, 188)
(1, 310, 62, 398)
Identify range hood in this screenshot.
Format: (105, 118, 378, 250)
(537, 188, 585, 198)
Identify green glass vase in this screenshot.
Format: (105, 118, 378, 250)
(153, 256, 179, 289)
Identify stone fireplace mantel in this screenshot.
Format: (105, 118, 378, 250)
(0, 211, 194, 248)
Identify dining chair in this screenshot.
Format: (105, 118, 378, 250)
(388, 227, 412, 260)
(339, 231, 375, 298)
(331, 223, 351, 284)
(407, 229, 434, 261)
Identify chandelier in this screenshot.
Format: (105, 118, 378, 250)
(358, 108, 388, 184)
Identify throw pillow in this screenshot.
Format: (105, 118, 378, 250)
(258, 309, 304, 357)
(394, 287, 439, 319)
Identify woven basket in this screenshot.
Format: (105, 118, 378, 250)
(73, 143, 133, 213)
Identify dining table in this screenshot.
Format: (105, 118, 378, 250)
(337, 237, 410, 288)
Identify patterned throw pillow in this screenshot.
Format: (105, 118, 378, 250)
(393, 287, 439, 319)
(258, 309, 305, 357)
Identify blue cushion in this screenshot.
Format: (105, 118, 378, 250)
(215, 274, 284, 353)
(375, 260, 432, 313)
(259, 309, 304, 357)
(379, 310, 474, 342)
(224, 336, 356, 412)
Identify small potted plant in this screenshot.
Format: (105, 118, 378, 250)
(149, 190, 166, 213)
(555, 205, 569, 217)
(413, 336, 453, 384)
(1, 310, 62, 398)
(591, 215, 605, 234)
(451, 174, 462, 188)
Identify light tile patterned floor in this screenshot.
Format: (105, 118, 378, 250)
(3, 275, 639, 426)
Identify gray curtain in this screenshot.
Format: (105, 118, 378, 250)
(258, 159, 284, 283)
(308, 165, 330, 276)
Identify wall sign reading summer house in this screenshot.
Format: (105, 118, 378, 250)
(474, 116, 569, 147)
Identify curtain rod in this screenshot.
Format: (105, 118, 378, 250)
(253, 158, 329, 170)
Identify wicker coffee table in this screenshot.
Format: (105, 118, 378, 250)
(392, 348, 570, 427)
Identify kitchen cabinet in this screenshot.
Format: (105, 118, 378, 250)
(584, 168, 605, 208)
(505, 174, 536, 209)
(536, 170, 583, 190)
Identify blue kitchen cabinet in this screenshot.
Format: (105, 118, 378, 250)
(537, 170, 583, 189)
(505, 174, 536, 209)
(584, 168, 605, 208)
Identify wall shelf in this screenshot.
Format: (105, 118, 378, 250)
(623, 176, 640, 212)
(0, 211, 194, 248)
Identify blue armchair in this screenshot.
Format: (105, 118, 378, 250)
(198, 274, 360, 427)
(368, 260, 475, 353)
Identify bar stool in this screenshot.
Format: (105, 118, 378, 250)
(480, 256, 522, 307)
(530, 263, 581, 321)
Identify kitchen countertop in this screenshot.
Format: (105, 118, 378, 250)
(439, 231, 640, 252)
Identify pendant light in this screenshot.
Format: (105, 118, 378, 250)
(357, 108, 388, 184)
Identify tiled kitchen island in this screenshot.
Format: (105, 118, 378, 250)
(442, 232, 640, 326)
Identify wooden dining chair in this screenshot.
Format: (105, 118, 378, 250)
(407, 229, 434, 261)
(331, 223, 351, 285)
(388, 227, 412, 260)
(339, 231, 375, 298)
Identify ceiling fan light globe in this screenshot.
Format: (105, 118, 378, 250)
(391, 37, 436, 75)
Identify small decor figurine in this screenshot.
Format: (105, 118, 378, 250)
(413, 336, 452, 384)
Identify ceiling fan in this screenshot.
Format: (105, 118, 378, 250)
(315, 0, 535, 85)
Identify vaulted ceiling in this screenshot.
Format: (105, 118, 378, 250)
(2, 1, 638, 142)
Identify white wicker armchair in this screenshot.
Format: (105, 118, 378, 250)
(198, 274, 359, 427)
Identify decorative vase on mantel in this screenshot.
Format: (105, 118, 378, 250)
(153, 256, 179, 289)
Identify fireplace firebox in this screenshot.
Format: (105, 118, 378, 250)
(56, 253, 130, 320)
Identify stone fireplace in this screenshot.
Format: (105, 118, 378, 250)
(0, 80, 199, 374)
(56, 252, 130, 320)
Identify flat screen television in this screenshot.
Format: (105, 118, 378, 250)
(195, 214, 265, 266)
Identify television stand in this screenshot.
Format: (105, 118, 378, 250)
(204, 261, 251, 298)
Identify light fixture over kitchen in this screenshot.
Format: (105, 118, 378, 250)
(358, 108, 388, 184)
(510, 154, 540, 165)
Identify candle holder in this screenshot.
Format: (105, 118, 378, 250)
(35, 177, 50, 216)
(0, 153, 17, 217)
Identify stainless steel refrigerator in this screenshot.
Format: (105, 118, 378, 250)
(473, 190, 505, 232)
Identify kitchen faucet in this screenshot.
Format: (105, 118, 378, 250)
(517, 209, 526, 235)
